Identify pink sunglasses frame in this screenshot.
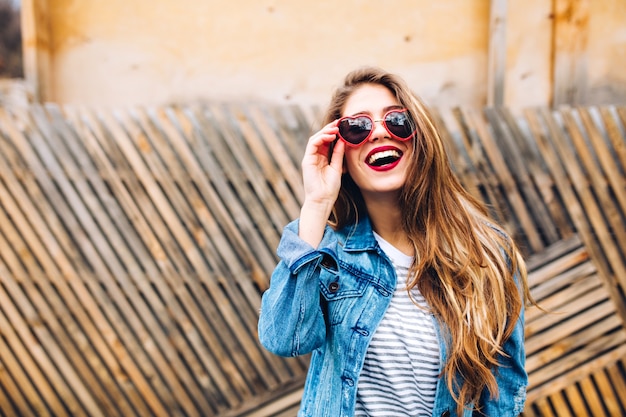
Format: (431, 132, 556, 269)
(337, 108, 416, 147)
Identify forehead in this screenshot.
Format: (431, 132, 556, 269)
(342, 84, 400, 116)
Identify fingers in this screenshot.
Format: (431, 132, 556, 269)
(328, 138, 345, 171)
(300, 120, 344, 204)
(305, 121, 339, 156)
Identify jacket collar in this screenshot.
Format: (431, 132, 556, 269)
(340, 215, 379, 252)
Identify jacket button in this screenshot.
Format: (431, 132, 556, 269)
(320, 255, 337, 270)
(378, 288, 390, 297)
(441, 411, 450, 417)
(329, 282, 339, 292)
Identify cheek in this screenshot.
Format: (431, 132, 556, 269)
(401, 148, 415, 175)
(343, 148, 360, 174)
(405, 146, 415, 162)
(403, 142, 416, 163)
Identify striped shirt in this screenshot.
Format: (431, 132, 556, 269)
(354, 233, 441, 416)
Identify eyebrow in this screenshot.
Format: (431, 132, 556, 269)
(347, 105, 404, 118)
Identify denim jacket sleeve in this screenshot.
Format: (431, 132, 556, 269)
(258, 219, 338, 357)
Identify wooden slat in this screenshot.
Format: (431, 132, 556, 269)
(606, 361, 626, 412)
(534, 397, 556, 417)
(600, 107, 626, 172)
(579, 108, 626, 217)
(164, 106, 274, 290)
(549, 392, 574, 417)
(579, 376, 608, 417)
(144, 105, 303, 384)
(0, 107, 161, 416)
(159, 105, 305, 383)
(179, 105, 280, 277)
(564, 383, 590, 416)
(43, 104, 214, 416)
(485, 107, 557, 250)
(592, 369, 623, 416)
(527, 312, 625, 376)
(0, 285, 78, 416)
(0, 353, 38, 417)
(66, 106, 245, 412)
(462, 108, 546, 251)
(70, 105, 234, 411)
(190, 105, 283, 269)
(433, 108, 486, 203)
(246, 104, 305, 209)
(527, 343, 626, 403)
(526, 272, 603, 331)
(106, 107, 272, 403)
(531, 108, 626, 324)
(267, 104, 315, 168)
(27, 105, 195, 415)
(527, 301, 620, 357)
(0, 238, 119, 416)
(523, 108, 595, 252)
(209, 103, 290, 240)
(523, 229, 626, 409)
(232, 104, 301, 218)
(560, 109, 626, 283)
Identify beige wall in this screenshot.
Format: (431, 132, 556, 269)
(21, 0, 626, 109)
(585, 0, 626, 103)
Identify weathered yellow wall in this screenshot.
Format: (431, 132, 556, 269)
(586, 0, 626, 102)
(45, 0, 492, 107)
(23, 0, 626, 108)
(505, 0, 553, 108)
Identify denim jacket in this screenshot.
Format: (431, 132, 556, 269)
(258, 217, 527, 417)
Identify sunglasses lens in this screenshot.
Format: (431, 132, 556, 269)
(385, 110, 414, 139)
(338, 116, 372, 145)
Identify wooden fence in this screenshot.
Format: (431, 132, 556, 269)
(0, 102, 624, 416)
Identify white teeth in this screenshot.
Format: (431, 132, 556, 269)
(367, 149, 401, 165)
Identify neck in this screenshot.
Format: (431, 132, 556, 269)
(363, 194, 414, 257)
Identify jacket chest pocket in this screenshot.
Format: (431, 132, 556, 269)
(319, 266, 367, 326)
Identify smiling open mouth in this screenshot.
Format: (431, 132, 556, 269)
(367, 149, 403, 167)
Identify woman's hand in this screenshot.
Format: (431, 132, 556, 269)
(298, 121, 345, 247)
(302, 121, 345, 205)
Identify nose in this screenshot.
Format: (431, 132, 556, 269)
(369, 118, 388, 141)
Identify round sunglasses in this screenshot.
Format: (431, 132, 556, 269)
(337, 109, 416, 146)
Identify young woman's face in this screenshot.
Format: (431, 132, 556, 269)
(341, 83, 414, 201)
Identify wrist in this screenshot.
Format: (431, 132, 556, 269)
(298, 200, 334, 248)
(301, 199, 335, 224)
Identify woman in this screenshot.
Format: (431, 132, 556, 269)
(258, 67, 530, 416)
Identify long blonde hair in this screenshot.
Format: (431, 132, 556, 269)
(324, 67, 530, 414)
